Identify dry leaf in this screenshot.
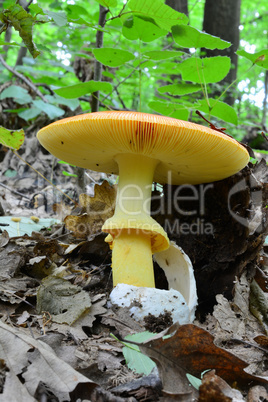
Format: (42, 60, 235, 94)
(36, 276, 91, 325)
(65, 181, 116, 238)
(199, 370, 244, 401)
(0, 321, 97, 401)
(247, 385, 268, 402)
(0, 230, 9, 248)
(137, 323, 268, 395)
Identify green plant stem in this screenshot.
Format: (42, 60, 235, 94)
(138, 40, 142, 112)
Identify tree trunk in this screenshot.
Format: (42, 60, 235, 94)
(202, 0, 241, 105)
(165, 0, 188, 16)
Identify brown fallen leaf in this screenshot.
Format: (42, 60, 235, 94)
(137, 323, 268, 395)
(198, 370, 244, 401)
(247, 385, 268, 402)
(65, 181, 116, 238)
(36, 276, 91, 325)
(0, 320, 97, 401)
(0, 229, 9, 248)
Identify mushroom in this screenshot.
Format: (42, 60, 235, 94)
(37, 111, 249, 290)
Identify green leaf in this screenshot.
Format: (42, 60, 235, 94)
(158, 83, 202, 95)
(237, 49, 268, 69)
(0, 216, 60, 237)
(32, 100, 65, 119)
(172, 25, 231, 50)
(186, 374, 202, 390)
(28, 3, 45, 15)
(123, 332, 156, 375)
(122, 15, 168, 42)
(148, 101, 190, 120)
(0, 85, 32, 104)
(55, 81, 113, 99)
(18, 107, 41, 121)
(65, 5, 89, 19)
(0, 126, 24, 149)
(62, 170, 78, 177)
(197, 99, 238, 125)
(179, 56, 231, 84)
(46, 10, 68, 27)
(0, 4, 40, 58)
(95, 0, 117, 7)
(0, 38, 20, 46)
(128, 0, 188, 30)
(93, 48, 135, 67)
(143, 50, 183, 60)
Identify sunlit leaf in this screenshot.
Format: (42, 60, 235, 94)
(237, 49, 268, 69)
(158, 83, 202, 95)
(172, 25, 231, 49)
(0, 126, 24, 150)
(197, 99, 238, 125)
(122, 15, 167, 42)
(55, 81, 113, 99)
(128, 0, 188, 30)
(93, 48, 135, 67)
(148, 101, 189, 120)
(143, 50, 183, 60)
(0, 38, 20, 46)
(65, 4, 90, 19)
(0, 4, 40, 58)
(95, 0, 117, 7)
(28, 3, 44, 16)
(179, 56, 231, 84)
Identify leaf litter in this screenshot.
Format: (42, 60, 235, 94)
(0, 159, 268, 401)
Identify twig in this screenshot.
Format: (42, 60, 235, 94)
(262, 132, 268, 142)
(0, 182, 31, 200)
(102, 61, 146, 104)
(115, 87, 127, 110)
(196, 110, 255, 158)
(91, 5, 108, 113)
(0, 54, 48, 103)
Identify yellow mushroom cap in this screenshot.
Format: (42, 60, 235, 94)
(37, 111, 249, 185)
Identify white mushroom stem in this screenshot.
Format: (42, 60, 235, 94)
(102, 153, 169, 287)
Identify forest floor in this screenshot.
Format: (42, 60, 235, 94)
(0, 140, 268, 402)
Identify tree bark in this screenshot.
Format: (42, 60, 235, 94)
(202, 0, 241, 105)
(165, 0, 188, 16)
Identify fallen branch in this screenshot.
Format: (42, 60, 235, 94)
(0, 54, 48, 103)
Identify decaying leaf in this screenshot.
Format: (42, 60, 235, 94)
(136, 323, 268, 395)
(0, 126, 25, 150)
(247, 385, 268, 402)
(199, 370, 244, 401)
(36, 276, 91, 325)
(0, 321, 97, 401)
(0, 230, 9, 248)
(64, 180, 116, 238)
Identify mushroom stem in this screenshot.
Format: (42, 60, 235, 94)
(103, 153, 168, 287)
(114, 153, 158, 224)
(112, 230, 155, 287)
